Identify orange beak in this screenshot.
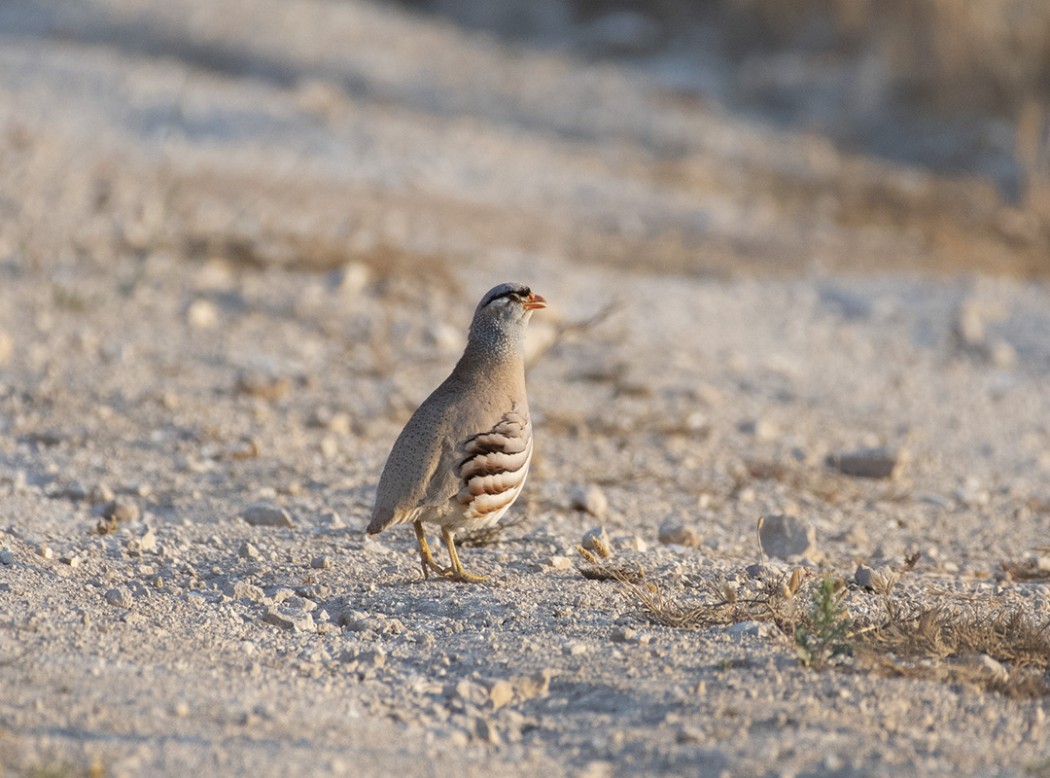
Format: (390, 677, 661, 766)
(523, 293, 547, 311)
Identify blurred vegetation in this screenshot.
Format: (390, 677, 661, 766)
(397, 0, 1050, 219)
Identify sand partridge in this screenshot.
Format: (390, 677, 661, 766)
(366, 283, 546, 582)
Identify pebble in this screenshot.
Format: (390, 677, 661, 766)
(316, 510, 345, 529)
(0, 549, 15, 565)
(854, 564, 899, 594)
(658, 518, 700, 547)
(234, 370, 291, 401)
(581, 526, 611, 556)
(827, 447, 904, 479)
(263, 607, 316, 632)
(240, 503, 293, 528)
(105, 587, 133, 608)
(571, 485, 609, 518)
(727, 621, 770, 640)
(512, 670, 553, 702)
(619, 534, 648, 552)
(224, 581, 265, 601)
(759, 514, 816, 559)
(99, 498, 140, 524)
(979, 654, 1009, 684)
(37, 545, 53, 560)
(484, 679, 515, 711)
(239, 542, 261, 560)
(186, 298, 219, 329)
(455, 679, 487, 707)
(473, 716, 500, 745)
(610, 626, 638, 643)
(89, 483, 116, 505)
(738, 418, 779, 442)
(358, 648, 386, 669)
(548, 556, 573, 570)
(310, 555, 332, 570)
(125, 526, 156, 556)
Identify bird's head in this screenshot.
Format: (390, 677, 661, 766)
(467, 282, 546, 355)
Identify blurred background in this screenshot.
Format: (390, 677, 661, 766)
(0, 0, 1047, 279)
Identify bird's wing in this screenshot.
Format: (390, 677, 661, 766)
(367, 386, 457, 533)
(368, 384, 531, 532)
(452, 408, 532, 521)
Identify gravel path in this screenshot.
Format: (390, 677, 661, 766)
(2, 2, 1049, 776)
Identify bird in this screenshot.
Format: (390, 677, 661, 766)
(366, 282, 547, 583)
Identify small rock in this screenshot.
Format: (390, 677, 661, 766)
(619, 534, 648, 553)
(59, 555, 81, 568)
(512, 670, 553, 702)
(978, 654, 1009, 684)
(105, 587, 133, 608)
(184, 592, 206, 607)
(484, 679, 515, 711)
(234, 370, 291, 401)
(55, 481, 88, 501)
(727, 621, 769, 639)
(854, 564, 876, 589)
(186, 298, 219, 329)
(953, 300, 986, 349)
(610, 626, 638, 643)
(744, 562, 771, 579)
(548, 556, 573, 570)
(283, 596, 317, 612)
(455, 679, 487, 707)
(759, 514, 816, 560)
(100, 498, 140, 524)
(0, 549, 15, 565)
(240, 503, 293, 528)
(827, 447, 904, 479)
(658, 518, 700, 547)
(855, 564, 900, 594)
(474, 716, 500, 745)
(262, 608, 316, 632)
(571, 485, 609, 518)
(676, 726, 704, 745)
(316, 510, 345, 529)
(311, 555, 332, 570)
(89, 483, 116, 505)
(37, 545, 54, 560)
(738, 418, 779, 441)
(580, 526, 611, 556)
(224, 581, 265, 601)
(358, 648, 386, 669)
(125, 526, 156, 556)
(239, 542, 261, 560)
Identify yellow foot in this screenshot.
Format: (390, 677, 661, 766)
(441, 527, 489, 584)
(447, 569, 488, 584)
(414, 522, 452, 580)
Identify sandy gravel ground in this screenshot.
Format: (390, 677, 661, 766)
(2, 2, 1050, 776)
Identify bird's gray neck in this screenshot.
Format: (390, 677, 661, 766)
(455, 323, 525, 380)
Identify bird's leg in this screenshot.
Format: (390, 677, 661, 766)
(441, 527, 488, 583)
(413, 521, 451, 580)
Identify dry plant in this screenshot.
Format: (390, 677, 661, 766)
(584, 545, 1050, 697)
(856, 598, 1050, 698)
(457, 513, 530, 548)
(577, 542, 809, 629)
(999, 557, 1050, 583)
